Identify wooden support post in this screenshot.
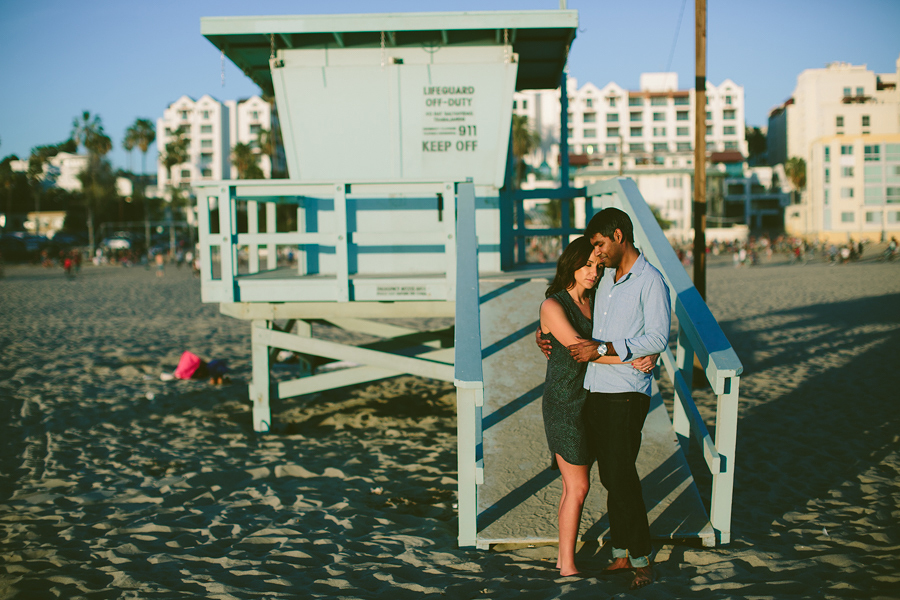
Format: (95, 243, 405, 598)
(444, 182, 458, 300)
(249, 319, 273, 432)
(266, 202, 277, 271)
(248, 200, 259, 274)
(296, 201, 306, 275)
(456, 384, 483, 547)
(219, 186, 237, 302)
(333, 184, 350, 302)
(673, 325, 695, 443)
(693, 0, 708, 299)
(711, 375, 739, 544)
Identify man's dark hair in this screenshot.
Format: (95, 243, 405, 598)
(584, 207, 634, 244)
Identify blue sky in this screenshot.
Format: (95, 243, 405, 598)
(1, 0, 898, 172)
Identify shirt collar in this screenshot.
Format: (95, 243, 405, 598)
(613, 251, 646, 285)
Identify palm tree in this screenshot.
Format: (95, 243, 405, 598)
(232, 142, 264, 179)
(511, 114, 540, 189)
(71, 111, 103, 154)
(256, 127, 277, 178)
(784, 156, 806, 205)
(78, 118, 113, 254)
(126, 118, 156, 249)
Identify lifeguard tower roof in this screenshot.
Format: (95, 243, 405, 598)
(201, 10, 578, 95)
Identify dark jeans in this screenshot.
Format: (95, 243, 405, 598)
(584, 391, 652, 559)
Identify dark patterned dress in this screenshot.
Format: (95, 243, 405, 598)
(541, 290, 593, 470)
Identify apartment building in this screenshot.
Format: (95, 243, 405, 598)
(156, 95, 283, 198)
(769, 56, 900, 241)
(514, 73, 748, 239)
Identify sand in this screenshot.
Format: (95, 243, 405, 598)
(1, 252, 899, 599)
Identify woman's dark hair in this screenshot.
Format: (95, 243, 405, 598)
(546, 236, 599, 298)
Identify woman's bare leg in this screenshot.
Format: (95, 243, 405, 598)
(556, 454, 589, 576)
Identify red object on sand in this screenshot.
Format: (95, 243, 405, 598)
(174, 351, 202, 379)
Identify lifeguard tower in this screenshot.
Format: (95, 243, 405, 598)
(197, 9, 742, 550)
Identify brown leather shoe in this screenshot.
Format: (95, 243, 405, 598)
(602, 557, 634, 573)
(629, 566, 653, 589)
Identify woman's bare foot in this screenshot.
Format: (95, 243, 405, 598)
(559, 567, 580, 577)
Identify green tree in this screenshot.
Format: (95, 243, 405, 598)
(256, 127, 277, 178)
(511, 114, 540, 188)
(231, 142, 264, 180)
(745, 126, 767, 165)
(784, 156, 806, 205)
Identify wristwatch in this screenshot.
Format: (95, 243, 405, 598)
(597, 342, 608, 358)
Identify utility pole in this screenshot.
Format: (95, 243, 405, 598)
(693, 0, 707, 299)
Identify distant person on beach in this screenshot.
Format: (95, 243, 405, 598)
(536, 210, 667, 589)
(537, 237, 659, 578)
(155, 252, 165, 277)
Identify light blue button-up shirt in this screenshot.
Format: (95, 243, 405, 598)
(583, 252, 671, 397)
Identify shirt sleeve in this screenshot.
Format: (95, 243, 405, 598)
(614, 273, 671, 361)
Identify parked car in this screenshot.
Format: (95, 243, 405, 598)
(101, 233, 133, 250)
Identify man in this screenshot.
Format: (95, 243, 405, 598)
(538, 207, 671, 589)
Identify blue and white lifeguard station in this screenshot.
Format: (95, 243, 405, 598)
(196, 9, 743, 550)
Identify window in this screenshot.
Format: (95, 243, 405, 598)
(180, 169, 191, 178)
(843, 87, 852, 97)
(651, 97, 667, 106)
(723, 109, 736, 120)
(887, 144, 900, 161)
(706, 111, 712, 121)
(865, 165, 882, 183)
(200, 139, 213, 148)
(653, 156, 665, 165)
(567, 128, 573, 140)
(890, 211, 900, 223)
(630, 127, 643, 137)
(630, 112, 642, 122)
(607, 97, 616, 108)
(201, 168, 212, 178)
(606, 143, 619, 154)
(653, 112, 665, 121)
(724, 141, 739, 150)
(629, 97, 643, 106)
(841, 211, 855, 222)
(706, 125, 713, 135)
(865, 187, 883, 204)
(862, 115, 870, 127)
(606, 113, 619, 122)
(584, 144, 597, 154)
(674, 96, 689, 105)
(202, 110, 210, 119)
(586, 98, 594, 108)
(676, 111, 689, 121)
(824, 189, 830, 205)
(653, 127, 666, 137)
(888, 187, 900, 203)
(723, 126, 736, 135)
(200, 125, 213, 134)
(706, 141, 716, 150)
(825, 147, 830, 162)
(841, 145, 854, 155)
(250, 124, 261, 134)
(180, 110, 189, 119)
(677, 127, 689, 136)
(842, 166, 854, 177)
(200, 152, 213, 162)
(251, 111, 259, 119)
(856, 87, 864, 96)
(825, 168, 830, 183)
(866, 211, 882, 223)
(607, 127, 620, 137)
(841, 187, 855, 198)
(725, 96, 733, 105)
(522, 100, 528, 109)
(865, 145, 880, 161)
(653, 142, 668, 152)
(836, 116, 844, 127)
(512, 100, 517, 109)
(584, 113, 596, 123)
(630, 143, 645, 152)
(676, 142, 692, 151)
(584, 128, 597, 138)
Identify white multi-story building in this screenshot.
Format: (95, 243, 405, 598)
(514, 73, 748, 239)
(769, 56, 900, 241)
(157, 95, 284, 198)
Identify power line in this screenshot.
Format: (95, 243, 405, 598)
(664, 0, 689, 73)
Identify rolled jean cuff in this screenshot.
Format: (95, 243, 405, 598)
(612, 547, 628, 559)
(629, 555, 650, 568)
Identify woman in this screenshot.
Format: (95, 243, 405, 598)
(539, 236, 656, 577)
